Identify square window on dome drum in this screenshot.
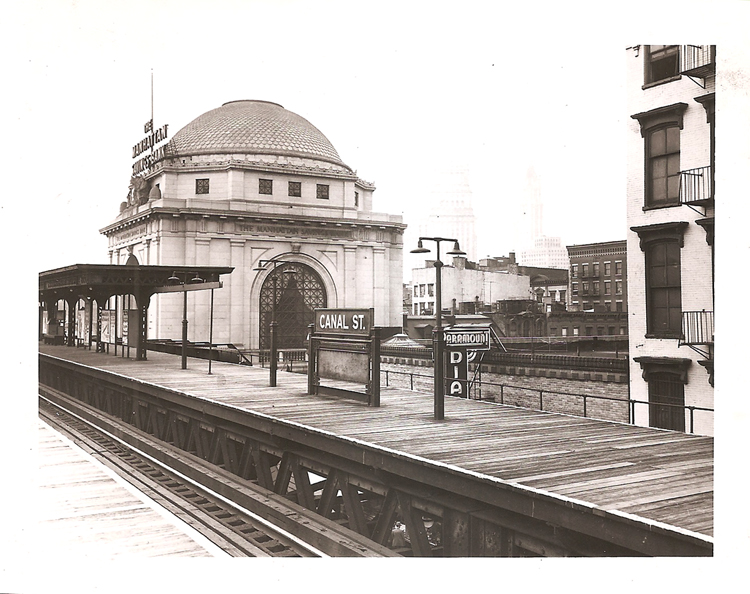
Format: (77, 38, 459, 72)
(316, 184, 329, 199)
(196, 178, 210, 194)
(259, 179, 273, 195)
(288, 181, 301, 197)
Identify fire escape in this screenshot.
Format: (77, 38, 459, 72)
(679, 45, 715, 89)
(677, 45, 715, 387)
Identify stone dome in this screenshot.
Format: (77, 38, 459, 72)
(167, 100, 351, 171)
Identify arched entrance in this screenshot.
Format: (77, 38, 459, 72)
(259, 262, 327, 349)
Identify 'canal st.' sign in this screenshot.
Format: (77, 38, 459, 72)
(315, 308, 373, 335)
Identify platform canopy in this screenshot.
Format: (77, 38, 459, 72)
(39, 263, 234, 359)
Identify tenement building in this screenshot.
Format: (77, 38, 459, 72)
(100, 100, 406, 349)
(626, 46, 715, 435)
(567, 240, 628, 312)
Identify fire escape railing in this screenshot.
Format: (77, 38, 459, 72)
(680, 310, 713, 351)
(679, 166, 713, 208)
(680, 45, 715, 80)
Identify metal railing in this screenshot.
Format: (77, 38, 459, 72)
(381, 367, 712, 434)
(680, 310, 714, 346)
(680, 45, 715, 75)
(679, 166, 713, 204)
(629, 398, 713, 435)
(381, 344, 628, 373)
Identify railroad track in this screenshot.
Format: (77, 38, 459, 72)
(40, 394, 386, 558)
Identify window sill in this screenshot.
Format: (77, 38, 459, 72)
(642, 202, 681, 212)
(642, 75, 682, 90)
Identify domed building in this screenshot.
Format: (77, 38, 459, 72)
(100, 100, 405, 349)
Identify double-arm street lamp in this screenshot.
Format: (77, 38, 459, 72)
(253, 259, 296, 387)
(410, 236, 466, 420)
(167, 271, 206, 370)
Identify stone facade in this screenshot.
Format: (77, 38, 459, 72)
(101, 100, 405, 349)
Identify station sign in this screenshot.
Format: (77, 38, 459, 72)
(315, 308, 373, 336)
(444, 325, 491, 351)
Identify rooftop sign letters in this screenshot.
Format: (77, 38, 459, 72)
(315, 308, 373, 336)
(132, 120, 169, 176)
(444, 326, 491, 351)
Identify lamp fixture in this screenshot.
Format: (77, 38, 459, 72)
(446, 241, 466, 256)
(410, 239, 430, 254)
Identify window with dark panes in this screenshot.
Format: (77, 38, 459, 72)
(582, 263, 589, 277)
(616, 280, 623, 295)
(647, 125, 680, 206)
(288, 181, 301, 197)
(316, 184, 329, 199)
(646, 241, 682, 336)
(593, 262, 600, 277)
(354, 191, 359, 206)
(571, 264, 578, 278)
(571, 282, 578, 296)
(593, 281, 600, 295)
(645, 45, 679, 85)
(196, 178, 210, 194)
(582, 282, 589, 294)
(616, 261, 623, 276)
(259, 179, 273, 195)
(648, 372, 685, 431)
(605, 281, 611, 295)
(604, 262, 611, 276)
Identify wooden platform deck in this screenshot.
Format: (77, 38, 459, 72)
(39, 344, 713, 539)
(37, 418, 228, 559)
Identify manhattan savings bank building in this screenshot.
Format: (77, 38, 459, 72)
(100, 100, 406, 350)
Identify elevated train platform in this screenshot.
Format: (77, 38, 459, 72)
(37, 418, 228, 559)
(38, 343, 713, 557)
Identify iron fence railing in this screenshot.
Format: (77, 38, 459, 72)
(380, 368, 712, 434)
(380, 344, 628, 373)
(629, 398, 713, 435)
(680, 45, 715, 74)
(679, 166, 713, 204)
(680, 310, 714, 346)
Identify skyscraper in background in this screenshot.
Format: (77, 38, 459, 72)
(517, 166, 569, 270)
(417, 167, 478, 261)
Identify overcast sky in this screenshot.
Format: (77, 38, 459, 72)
(7, 0, 746, 276)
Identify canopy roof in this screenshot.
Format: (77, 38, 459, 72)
(39, 264, 234, 303)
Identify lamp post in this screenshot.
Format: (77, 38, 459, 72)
(410, 236, 466, 420)
(168, 271, 205, 370)
(254, 259, 296, 387)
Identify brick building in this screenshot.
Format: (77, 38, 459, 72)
(626, 45, 715, 435)
(567, 240, 628, 313)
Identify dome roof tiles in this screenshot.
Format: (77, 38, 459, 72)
(167, 100, 351, 171)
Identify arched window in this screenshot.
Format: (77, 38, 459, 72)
(646, 125, 680, 206)
(646, 241, 682, 336)
(259, 263, 327, 349)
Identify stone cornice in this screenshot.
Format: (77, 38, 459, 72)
(633, 356, 692, 384)
(631, 102, 689, 137)
(157, 157, 358, 181)
(630, 221, 689, 251)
